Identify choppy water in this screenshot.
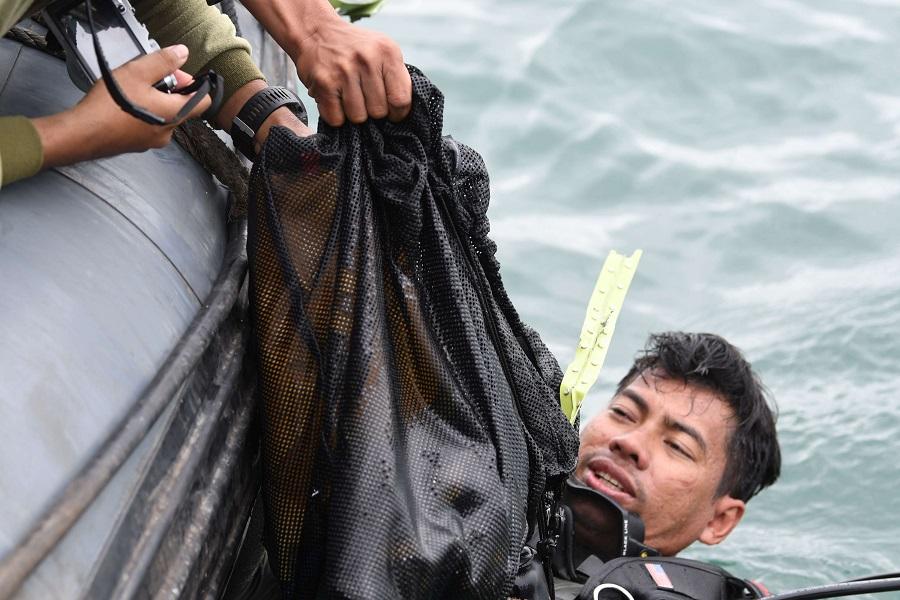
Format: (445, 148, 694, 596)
(300, 0, 900, 594)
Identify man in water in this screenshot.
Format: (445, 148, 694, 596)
(573, 331, 780, 557)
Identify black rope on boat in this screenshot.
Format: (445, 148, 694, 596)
(3, 26, 63, 58)
(100, 326, 249, 599)
(0, 26, 256, 598)
(172, 120, 250, 220)
(0, 219, 248, 599)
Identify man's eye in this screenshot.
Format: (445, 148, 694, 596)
(609, 406, 633, 421)
(666, 440, 693, 459)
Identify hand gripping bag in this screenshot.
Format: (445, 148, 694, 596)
(246, 67, 580, 599)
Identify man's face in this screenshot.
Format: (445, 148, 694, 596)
(575, 370, 744, 555)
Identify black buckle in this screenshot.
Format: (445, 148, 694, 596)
(536, 484, 565, 599)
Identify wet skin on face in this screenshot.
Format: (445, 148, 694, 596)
(575, 370, 745, 555)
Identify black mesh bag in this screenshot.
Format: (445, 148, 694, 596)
(246, 66, 580, 599)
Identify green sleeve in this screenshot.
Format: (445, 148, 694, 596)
(1, 1, 43, 37)
(133, 0, 265, 104)
(0, 116, 43, 189)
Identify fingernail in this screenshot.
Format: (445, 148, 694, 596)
(172, 45, 188, 60)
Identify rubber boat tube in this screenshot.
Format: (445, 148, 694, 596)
(0, 35, 257, 599)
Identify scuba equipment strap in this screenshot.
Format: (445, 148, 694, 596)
(591, 583, 635, 600)
(512, 481, 565, 600)
(84, 0, 224, 126)
(574, 556, 765, 600)
(536, 481, 564, 599)
(560, 250, 642, 424)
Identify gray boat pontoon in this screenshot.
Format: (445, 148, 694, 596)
(0, 8, 289, 597)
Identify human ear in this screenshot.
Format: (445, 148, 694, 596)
(698, 496, 745, 546)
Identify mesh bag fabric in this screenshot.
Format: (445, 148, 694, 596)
(247, 67, 579, 599)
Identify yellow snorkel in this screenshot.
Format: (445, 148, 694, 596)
(560, 250, 642, 424)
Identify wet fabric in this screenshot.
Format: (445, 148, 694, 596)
(246, 66, 580, 599)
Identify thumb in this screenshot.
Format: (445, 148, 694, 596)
(122, 45, 189, 83)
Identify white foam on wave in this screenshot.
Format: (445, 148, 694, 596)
(762, 0, 885, 43)
(572, 112, 622, 142)
(489, 212, 643, 258)
(512, 2, 583, 76)
(731, 177, 900, 211)
(720, 254, 900, 307)
(631, 131, 862, 174)
(492, 173, 535, 194)
(864, 92, 900, 139)
(685, 13, 746, 35)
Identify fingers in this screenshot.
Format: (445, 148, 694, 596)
(311, 79, 346, 127)
(313, 60, 409, 126)
(114, 47, 210, 124)
(360, 62, 389, 120)
(254, 106, 314, 152)
(383, 62, 412, 122)
(172, 69, 194, 90)
(342, 76, 369, 124)
(122, 45, 189, 84)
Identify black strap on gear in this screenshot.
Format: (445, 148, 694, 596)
(536, 480, 565, 599)
(574, 556, 765, 600)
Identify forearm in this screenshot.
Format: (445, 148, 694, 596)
(239, 0, 341, 60)
(3, 111, 109, 184)
(28, 82, 306, 176)
(30, 111, 90, 171)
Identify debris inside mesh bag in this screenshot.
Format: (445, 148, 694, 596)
(247, 66, 580, 599)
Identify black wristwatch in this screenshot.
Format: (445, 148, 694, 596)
(231, 86, 308, 160)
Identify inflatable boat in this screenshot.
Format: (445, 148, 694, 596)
(0, 24, 258, 599)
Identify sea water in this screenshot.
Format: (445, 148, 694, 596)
(301, 0, 900, 594)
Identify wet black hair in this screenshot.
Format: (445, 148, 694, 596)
(615, 332, 781, 502)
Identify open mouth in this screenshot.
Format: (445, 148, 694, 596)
(580, 457, 637, 504)
(594, 470, 625, 492)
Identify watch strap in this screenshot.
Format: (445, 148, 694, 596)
(231, 86, 307, 160)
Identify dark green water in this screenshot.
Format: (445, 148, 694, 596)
(301, 0, 900, 595)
